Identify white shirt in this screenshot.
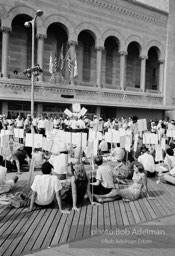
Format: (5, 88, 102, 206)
(49, 154, 68, 175)
(99, 140, 108, 152)
(31, 175, 62, 205)
(96, 165, 114, 188)
(38, 119, 46, 129)
(138, 153, 155, 173)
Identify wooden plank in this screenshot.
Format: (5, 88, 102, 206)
(2, 209, 39, 256)
(32, 209, 58, 250)
(148, 181, 172, 216)
(76, 205, 87, 239)
(10, 209, 44, 256)
(156, 182, 175, 210)
(22, 208, 52, 254)
(97, 204, 104, 229)
(113, 200, 123, 227)
(103, 202, 111, 230)
(142, 191, 163, 218)
(14, 209, 47, 255)
(83, 204, 92, 238)
(51, 213, 68, 245)
(133, 200, 147, 222)
(0, 208, 25, 246)
(149, 180, 175, 212)
(123, 201, 136, 225)
(59, 209, 75, 244)
(140, 192, 157, 219)
(108, 201, 117, 228)
(67, 209, 81, 241)
(128, 201, 141, 224)
(118, 200, 129, 226)
(136, 198, 152, 221)
(41, 210, 62, 249)
(90, 204, 98, 235)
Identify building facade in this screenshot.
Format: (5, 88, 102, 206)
(0, 0, 175, 120)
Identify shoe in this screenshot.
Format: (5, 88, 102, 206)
(17, 172, 22, 175)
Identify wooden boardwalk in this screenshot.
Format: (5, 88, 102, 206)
(0, 177, 175, 256)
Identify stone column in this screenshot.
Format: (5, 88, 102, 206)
(68, 40, 78, 85)
(96, 46, 103, 88)
(159, 59, 165, 94)
(37, 34, 45, 82)
(36, 103, 43, 117)
(119, 51, 127, 90)
(1, 28, 11, 78)
(140, 55, 147, 92)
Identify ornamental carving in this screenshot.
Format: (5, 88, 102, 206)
(76, 0, 167, 27)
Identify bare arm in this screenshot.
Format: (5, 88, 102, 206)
(29, 191, 37, 211)
(90, 179, 100, 186)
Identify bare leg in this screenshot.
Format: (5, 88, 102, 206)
(94, 188, 122, 203)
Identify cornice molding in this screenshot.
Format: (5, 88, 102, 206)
(76, 0, 167, 27)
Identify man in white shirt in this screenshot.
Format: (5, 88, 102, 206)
(90, 156, 115, 195)
(49, 145, 68, 180)
(28, 161, 69, 214)
(38, 115, 46, 136)
(138, 146, 156, 177)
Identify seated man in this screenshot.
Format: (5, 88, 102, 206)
(90, 155, 115, 195)
(49, 145, 68, 180)
(138, 145, 156, 177)
(28, 162, 69, 214)
(32, 147, 46, 170)
(0, 155, 18, 194)
(99, 137, 109, 154)
(111, 147, 133, 181)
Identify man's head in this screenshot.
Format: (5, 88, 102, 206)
(94, 155, 103, 166)
(141, 145, 148, 154)
(42, 162, 53, 175)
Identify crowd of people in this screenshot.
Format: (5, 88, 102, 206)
(1, 112, 175, 213)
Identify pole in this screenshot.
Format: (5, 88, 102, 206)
(31, 17, 36, 117)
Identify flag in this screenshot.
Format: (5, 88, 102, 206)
(60, 44, 64, 70)
(49, 53, 53, 74)
(66, 53, 72, 73)
(66, 51, 78, 77)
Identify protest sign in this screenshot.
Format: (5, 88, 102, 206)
(25, 133, 43, 148)
(64, 108, 73, 118)
(72, 103, 81, 113)
(14, 128, 24, 138)
(155, 144, 163, 162)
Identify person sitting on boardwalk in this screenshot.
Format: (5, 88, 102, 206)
(49, 145, 68, 180)
(0, 155, 18, 194)
(138, 145, 156, 177)
(28, 162, 70, 214)
(90, 155, 115, 195)
(11, 146, 31, 175)
(61, 163, 96, 210)
(94, 161, 154, 203)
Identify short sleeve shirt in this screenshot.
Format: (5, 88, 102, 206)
(31, 175, 62, 205)
(96, 165, 114, 188)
